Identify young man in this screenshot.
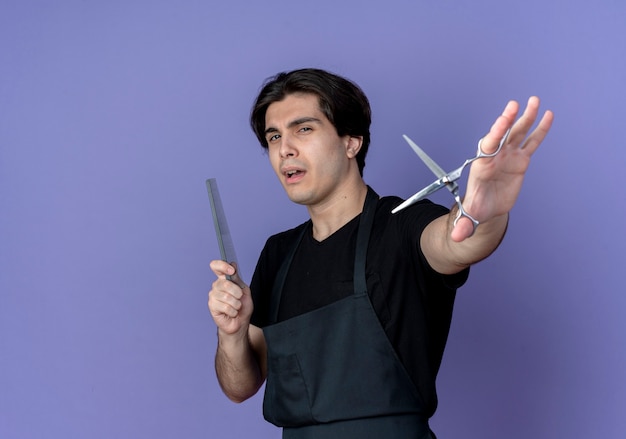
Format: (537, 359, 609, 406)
(208, 68, 553, 438)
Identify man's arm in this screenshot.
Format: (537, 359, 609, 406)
(215, 324, 267, 403)
(209, 260, 267, 402)
(421, 97, 554, 274)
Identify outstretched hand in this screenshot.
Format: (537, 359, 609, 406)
(451, 97, 554, 242)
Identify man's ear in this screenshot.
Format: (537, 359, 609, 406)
(345, 136, 363, 158)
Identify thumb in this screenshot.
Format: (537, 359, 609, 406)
(450, 217, 475, 243)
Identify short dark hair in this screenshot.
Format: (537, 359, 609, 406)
(250, 68, 371, 176)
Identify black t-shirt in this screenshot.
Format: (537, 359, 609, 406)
(250, 194, 469, 417)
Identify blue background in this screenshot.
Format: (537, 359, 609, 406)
(1, 1, 624, 437)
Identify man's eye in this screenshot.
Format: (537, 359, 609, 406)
(268, 134, 280, 142)
(299, 127, 311, 133)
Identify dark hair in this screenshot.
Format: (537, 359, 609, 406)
(250, 68, 371, 176)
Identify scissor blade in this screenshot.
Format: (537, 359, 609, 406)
(392, 179, 446, 214)
(403, 134, 447, 178)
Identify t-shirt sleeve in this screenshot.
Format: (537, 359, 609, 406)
(391, 197, 470, 289)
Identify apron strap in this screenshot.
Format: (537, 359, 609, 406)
(269, 221, 309, 324)
(353, 187, 378, 296)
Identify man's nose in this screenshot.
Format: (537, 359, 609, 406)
(279, 134, 297, 159)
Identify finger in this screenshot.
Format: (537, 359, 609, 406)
(211, 277, 243, 300)
(212, 301, 240, 319)
(209, 288, 242, 317)
(501, 98, 521, 123)
(480, 100, 520, 154)
(505, 96, 542, 148)
(520, 109, 554, 155)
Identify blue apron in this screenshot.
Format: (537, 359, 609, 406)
(262, 188, 435, 438)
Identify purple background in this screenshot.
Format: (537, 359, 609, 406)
(1, 1, 624, 438)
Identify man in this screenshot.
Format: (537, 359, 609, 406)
(208, 68, 553, 438)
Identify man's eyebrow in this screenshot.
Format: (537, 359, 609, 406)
(288, 117, 322, 127)
(264, 117, 323, 136)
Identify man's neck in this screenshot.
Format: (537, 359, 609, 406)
(307, 180, 368, 242)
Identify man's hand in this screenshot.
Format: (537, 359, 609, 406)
(452, 96, 554, 242)
(208, 260, 253, 337)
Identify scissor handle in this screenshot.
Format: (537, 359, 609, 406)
(452, 192, 480, 237)
(449, 128, 510, 237)
(475, 127, 511, 159)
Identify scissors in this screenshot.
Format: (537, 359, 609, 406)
(391, 128, 511, 236)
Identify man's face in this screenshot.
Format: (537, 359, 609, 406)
(264, 93, 360, 207)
